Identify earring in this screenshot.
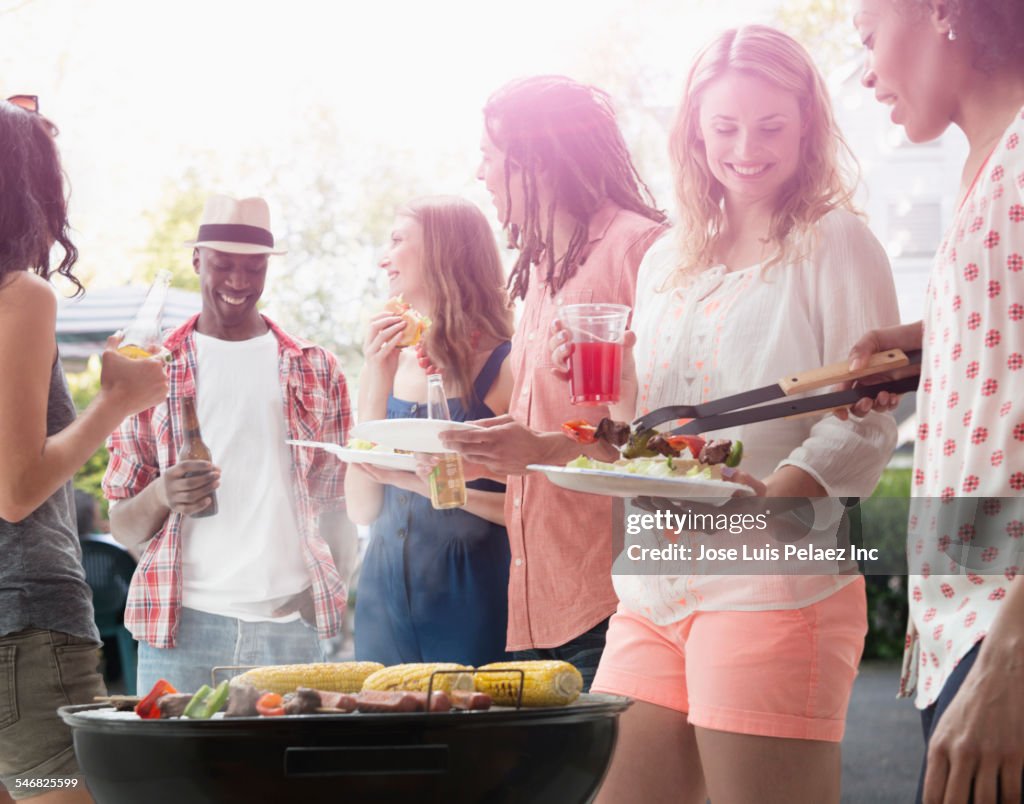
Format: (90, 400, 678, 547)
(947, 28, 957, 41)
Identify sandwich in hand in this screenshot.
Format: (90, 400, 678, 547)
(383, 295, 431, 347)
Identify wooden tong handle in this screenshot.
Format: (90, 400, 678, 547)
(779, 349, 910, 396)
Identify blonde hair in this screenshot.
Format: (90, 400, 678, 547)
(670, 25, 858, 278)
(400, 195, 514, 408)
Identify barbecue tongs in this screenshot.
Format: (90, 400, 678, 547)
(632, 349, 922, 436)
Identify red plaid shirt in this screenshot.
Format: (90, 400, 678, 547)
(103, 315, 351, 648)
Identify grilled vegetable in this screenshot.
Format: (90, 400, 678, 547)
(621, 428, 658, 459)
(361, 663, 474, 694)
(725, 439, 743, 468)
(182, 685, 213, 719)
(235, 662, 384, 695)
(562, 419, 598, 444)
(474, 660, 583, 707)
(255, 692, 286, 717)
(182, 680, 230, 719)
(663, 434, 706, 460)
(135, 678, 177, 719)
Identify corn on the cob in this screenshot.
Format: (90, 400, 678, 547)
(361, 663, 474, 693)
(234, 662, 384, 695)
(474, 660, 583, 707)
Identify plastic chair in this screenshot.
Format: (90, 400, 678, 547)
(79, 537, 138, 694)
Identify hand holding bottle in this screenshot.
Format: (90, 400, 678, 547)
(117, 270, 172, 359)
(157, 459, 220, 517)
(98, 334, 169, 418)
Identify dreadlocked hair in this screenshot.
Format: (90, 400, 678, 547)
(669, 25, 859, 282)
(0, 102, 80, 295)
(484, 75, 666, 300)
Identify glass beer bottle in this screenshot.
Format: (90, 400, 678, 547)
(426, 374, 466, 510)
(118, 269, 172, 359)
(180, 396, 218, 518)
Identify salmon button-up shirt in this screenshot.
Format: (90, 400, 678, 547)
(504, 203, 666, 651)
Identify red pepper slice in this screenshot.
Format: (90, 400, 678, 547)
(256, 692, 286, 717)
(664, 434, 706, 459)
(135, 678, 177, 719)
(561, 419, 598, 444)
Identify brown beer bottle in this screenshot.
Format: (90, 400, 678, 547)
(180, 396, 218, 518)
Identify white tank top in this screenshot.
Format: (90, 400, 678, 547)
(180, 330, 309, 621)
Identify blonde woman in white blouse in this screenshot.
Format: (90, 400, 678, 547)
(552, 27, 899, 803)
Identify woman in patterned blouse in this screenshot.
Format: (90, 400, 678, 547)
(849, 1, 1024, 801)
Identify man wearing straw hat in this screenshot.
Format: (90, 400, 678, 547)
(102, 194, 355, 692)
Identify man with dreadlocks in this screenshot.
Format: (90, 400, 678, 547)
(440, 75, 667, 689)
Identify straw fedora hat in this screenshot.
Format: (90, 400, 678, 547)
(184, 194, 287, 255)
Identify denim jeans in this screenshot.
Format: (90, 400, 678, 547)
(513, 617, 610, 692)
(137, 607, 325, 693)
(0, 629, 105, 798)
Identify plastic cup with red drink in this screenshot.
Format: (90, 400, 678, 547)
(559, 303, 630, 406)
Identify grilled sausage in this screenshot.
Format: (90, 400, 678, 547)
(449, 690, 493, 711)
(316, 691, 358, 712)
(409, 690, 451, 712)
(355, 690, 421, 713)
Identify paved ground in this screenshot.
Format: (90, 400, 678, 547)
(842, 661, 922, 803)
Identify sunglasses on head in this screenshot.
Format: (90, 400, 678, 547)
(6, 95, 39, 113)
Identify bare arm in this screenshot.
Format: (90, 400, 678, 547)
(461, 488, 506, 526)
(343, 314, 405, 526)
(0, 273, 167, 522)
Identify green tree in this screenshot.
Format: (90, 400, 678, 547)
(67, 356, 110, 519)
(860, 467, 912, 659)
(137, 168, 208, 291)
(260, 111, 446, 383)
(772, 0, 861, 78)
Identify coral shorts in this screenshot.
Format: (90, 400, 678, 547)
(592, 577, 866, 743)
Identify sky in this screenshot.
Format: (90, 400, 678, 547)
(0, 0, 782, 286)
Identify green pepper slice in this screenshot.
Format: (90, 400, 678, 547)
(725, 440, 743, 468)
(200, 681, 231, 718)
(182, 684, 212, 719)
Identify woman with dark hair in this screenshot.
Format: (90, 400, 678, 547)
(848, 1, 1024, 800)
(439, 75, 668, 689)
(346, 195, 515, 666)
(0, 98, 166, 802)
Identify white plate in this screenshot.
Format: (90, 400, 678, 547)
(286, 440, 417, 472)
(349, 419, 483, 454)
(526, 464, 753, 503)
